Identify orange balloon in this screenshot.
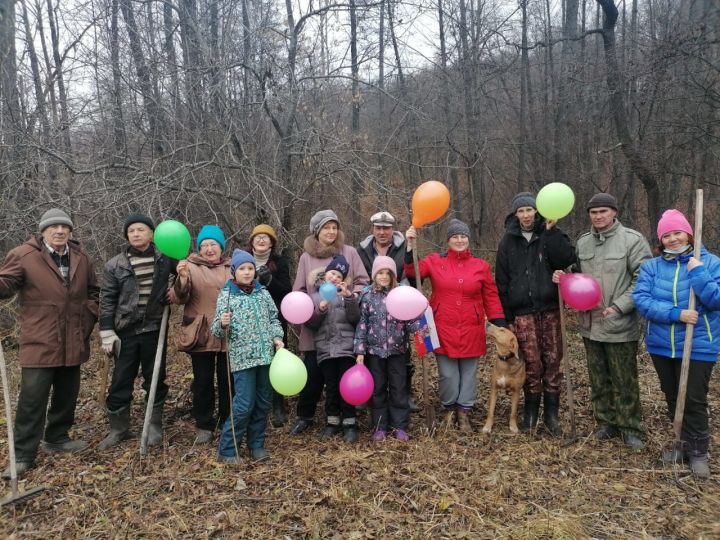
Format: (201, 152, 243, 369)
(412, 180, 451, 228)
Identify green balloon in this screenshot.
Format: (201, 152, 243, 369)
(154, 220, 191, 260)
(269, 348, 308, 396)
(536, 182, 575, 220)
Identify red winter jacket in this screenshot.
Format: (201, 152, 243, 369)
(404, 249, 504, 358)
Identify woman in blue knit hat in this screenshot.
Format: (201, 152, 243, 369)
(171, 225, 232, 444)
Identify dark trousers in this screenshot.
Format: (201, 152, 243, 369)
(367, 354, 410, 431)
(318, 357, 356, 424)
(406, 348, 414, 394)
(218, 364, 272, 457)
(651, 354, 714, 437)
(14, 365, 81, 462)
(190, 352, 232, 431)
(583, 338, 642, 436)
(106, 330, 168, 412)
(296, 351, 324, 420)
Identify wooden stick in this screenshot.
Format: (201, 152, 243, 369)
(140, 305, 170, 456)
(558, 286, 577, 440)
(412, 239, 435, 429)
(672, 189, 703, 443)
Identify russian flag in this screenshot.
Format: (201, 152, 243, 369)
(414, 307, 440, 356)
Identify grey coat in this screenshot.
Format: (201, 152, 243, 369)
(306, 291, 361, 363)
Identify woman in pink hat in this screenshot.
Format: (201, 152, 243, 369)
(633, 209, 720, 479)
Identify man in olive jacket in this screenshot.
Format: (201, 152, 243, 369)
(557, 193, 652, 450)
(0, 209, 99, 478)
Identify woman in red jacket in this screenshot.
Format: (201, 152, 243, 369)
(405, 219, 506, 432)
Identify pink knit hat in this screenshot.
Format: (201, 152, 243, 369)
(371, 255, 397, 280)
(657, 209, 693, 240)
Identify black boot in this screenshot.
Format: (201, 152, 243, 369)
(689, 433, 711, 479)
(271, 392, 288, 428)
(543, 392, 561, 436)
(519, 393, 541, 433)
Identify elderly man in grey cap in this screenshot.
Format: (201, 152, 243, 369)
(0, 209, 99, 478)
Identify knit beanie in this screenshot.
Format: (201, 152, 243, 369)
(123, 213, 155, 238)
(447, 219, 471, 239)
(197, 225, 226, 251)
(230, 249, 255, 274)
(511, 192, 537, 213)
(250, 224, 278, 244)
(39, 208, 74, 232)
(657, 209, 693, 240)
(325, 254, 349, 278)
(309, 210, 339, 237)
(586, 193, 618, 211)
(371, 255, 397, 280)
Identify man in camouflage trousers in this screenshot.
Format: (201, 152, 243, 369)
(556, 193, 652, 450)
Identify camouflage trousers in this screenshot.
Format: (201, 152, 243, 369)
(582, 338, 643, 436)
(513, 310, 563, 394)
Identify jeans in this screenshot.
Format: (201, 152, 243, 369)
(367, 354, 409, 431)
(190, 352, 232, 431)
(14, 366, 81, 462)
(436, 355, 479, 409)
(218, 364, 272, 457)
(106, 330, 168, 412)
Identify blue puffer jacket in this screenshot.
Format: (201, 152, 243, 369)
(633, 247, 720, 362)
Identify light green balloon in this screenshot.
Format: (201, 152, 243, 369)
(269, 348, 308, 396)
(154, 220, 191, 260)
(536, 182, 575, 220)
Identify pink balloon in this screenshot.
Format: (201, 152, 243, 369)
(340, 364, 374, 406)
(386, 285, 428, 321)
(560, 273, 602, 311)
(280, 291, 314, 324)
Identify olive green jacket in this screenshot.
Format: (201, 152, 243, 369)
(575, 220, 652, 342)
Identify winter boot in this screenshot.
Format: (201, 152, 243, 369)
(343, 422, 359, 443)
(457, 409, 472, 433)
(147, 402, 164, 447)
(689, 434, 711, 479)
(443, 408, 456, 429)
(321, 417, 343, 440)
(99, 407, 133, 450)
(519, 392, 541, 433)
(271, 392, 288, 428)
(543, 392, 562, 436)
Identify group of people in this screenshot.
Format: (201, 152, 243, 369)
(0, 191, 717, 480)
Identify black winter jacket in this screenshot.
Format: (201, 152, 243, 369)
(357, 232, 408, 281)
(100, 244, 177, 334)
(495, 213, 576, 321)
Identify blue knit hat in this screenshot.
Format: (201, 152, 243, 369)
(230, 249, 255, 274)
(325, 254, 349, 278)
(197, 224, 226, 251)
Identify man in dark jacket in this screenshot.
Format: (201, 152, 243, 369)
(357, 212, 419, 412)
(98, 214, 176, 450)
(0, 209, 99, 478)
(495, 192, 576, 435)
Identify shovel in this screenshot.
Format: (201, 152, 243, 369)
(139, 305, 170, 456)
(0, 341, 46, 507)
(557, 286, 578, 446)
(412, 238, 436, 430)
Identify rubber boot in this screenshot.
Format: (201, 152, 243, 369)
(543, 392, 561, 436)
(689, 433, 711, 479)
(271, 392, 288, 428)
(519, 392, 541, 433)
(99, 407, 133, 450)
(147, 402, 164, 447)
(457, 409, 472, 433)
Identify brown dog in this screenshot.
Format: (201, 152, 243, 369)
(483, 323, 525, 434)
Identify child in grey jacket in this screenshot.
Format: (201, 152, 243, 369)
(305, 255, 361, 443)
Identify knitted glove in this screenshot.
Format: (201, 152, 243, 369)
(100, 330, 121, 356)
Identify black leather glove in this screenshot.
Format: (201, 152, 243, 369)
(256, 265, 272, 286)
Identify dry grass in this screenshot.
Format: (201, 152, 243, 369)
(1, 319, 719, 539)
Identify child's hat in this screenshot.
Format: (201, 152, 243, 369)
(197, 225, 226, 251)
(657, 209, 693, 240)
(371, 255, 397, 279)
(325, 254, 349, 278)
(230, 249, 255, 274)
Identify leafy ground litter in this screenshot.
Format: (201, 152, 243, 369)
(1, 315, 719, 539)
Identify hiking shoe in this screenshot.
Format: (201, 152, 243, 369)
(195, 429, 213, 445)
(290, 418, 314, 435)
(592, 425, 618, 440)
(250, 448, 269, 462)
(217, 454, 242, 465)
(41, 439, 89, 453)
(622, 433, 644, 451)
(372, 430, 386, 441)
(394, 429, 410, 441)
(1, 461, 33, 480)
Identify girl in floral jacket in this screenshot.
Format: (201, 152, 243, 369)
(211, 250, 284, 463)
(355, 256, 418, 441)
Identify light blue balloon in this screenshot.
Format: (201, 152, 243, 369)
(319, 282, 338, 302)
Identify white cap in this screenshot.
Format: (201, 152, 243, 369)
(370, 211, 396, 226)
